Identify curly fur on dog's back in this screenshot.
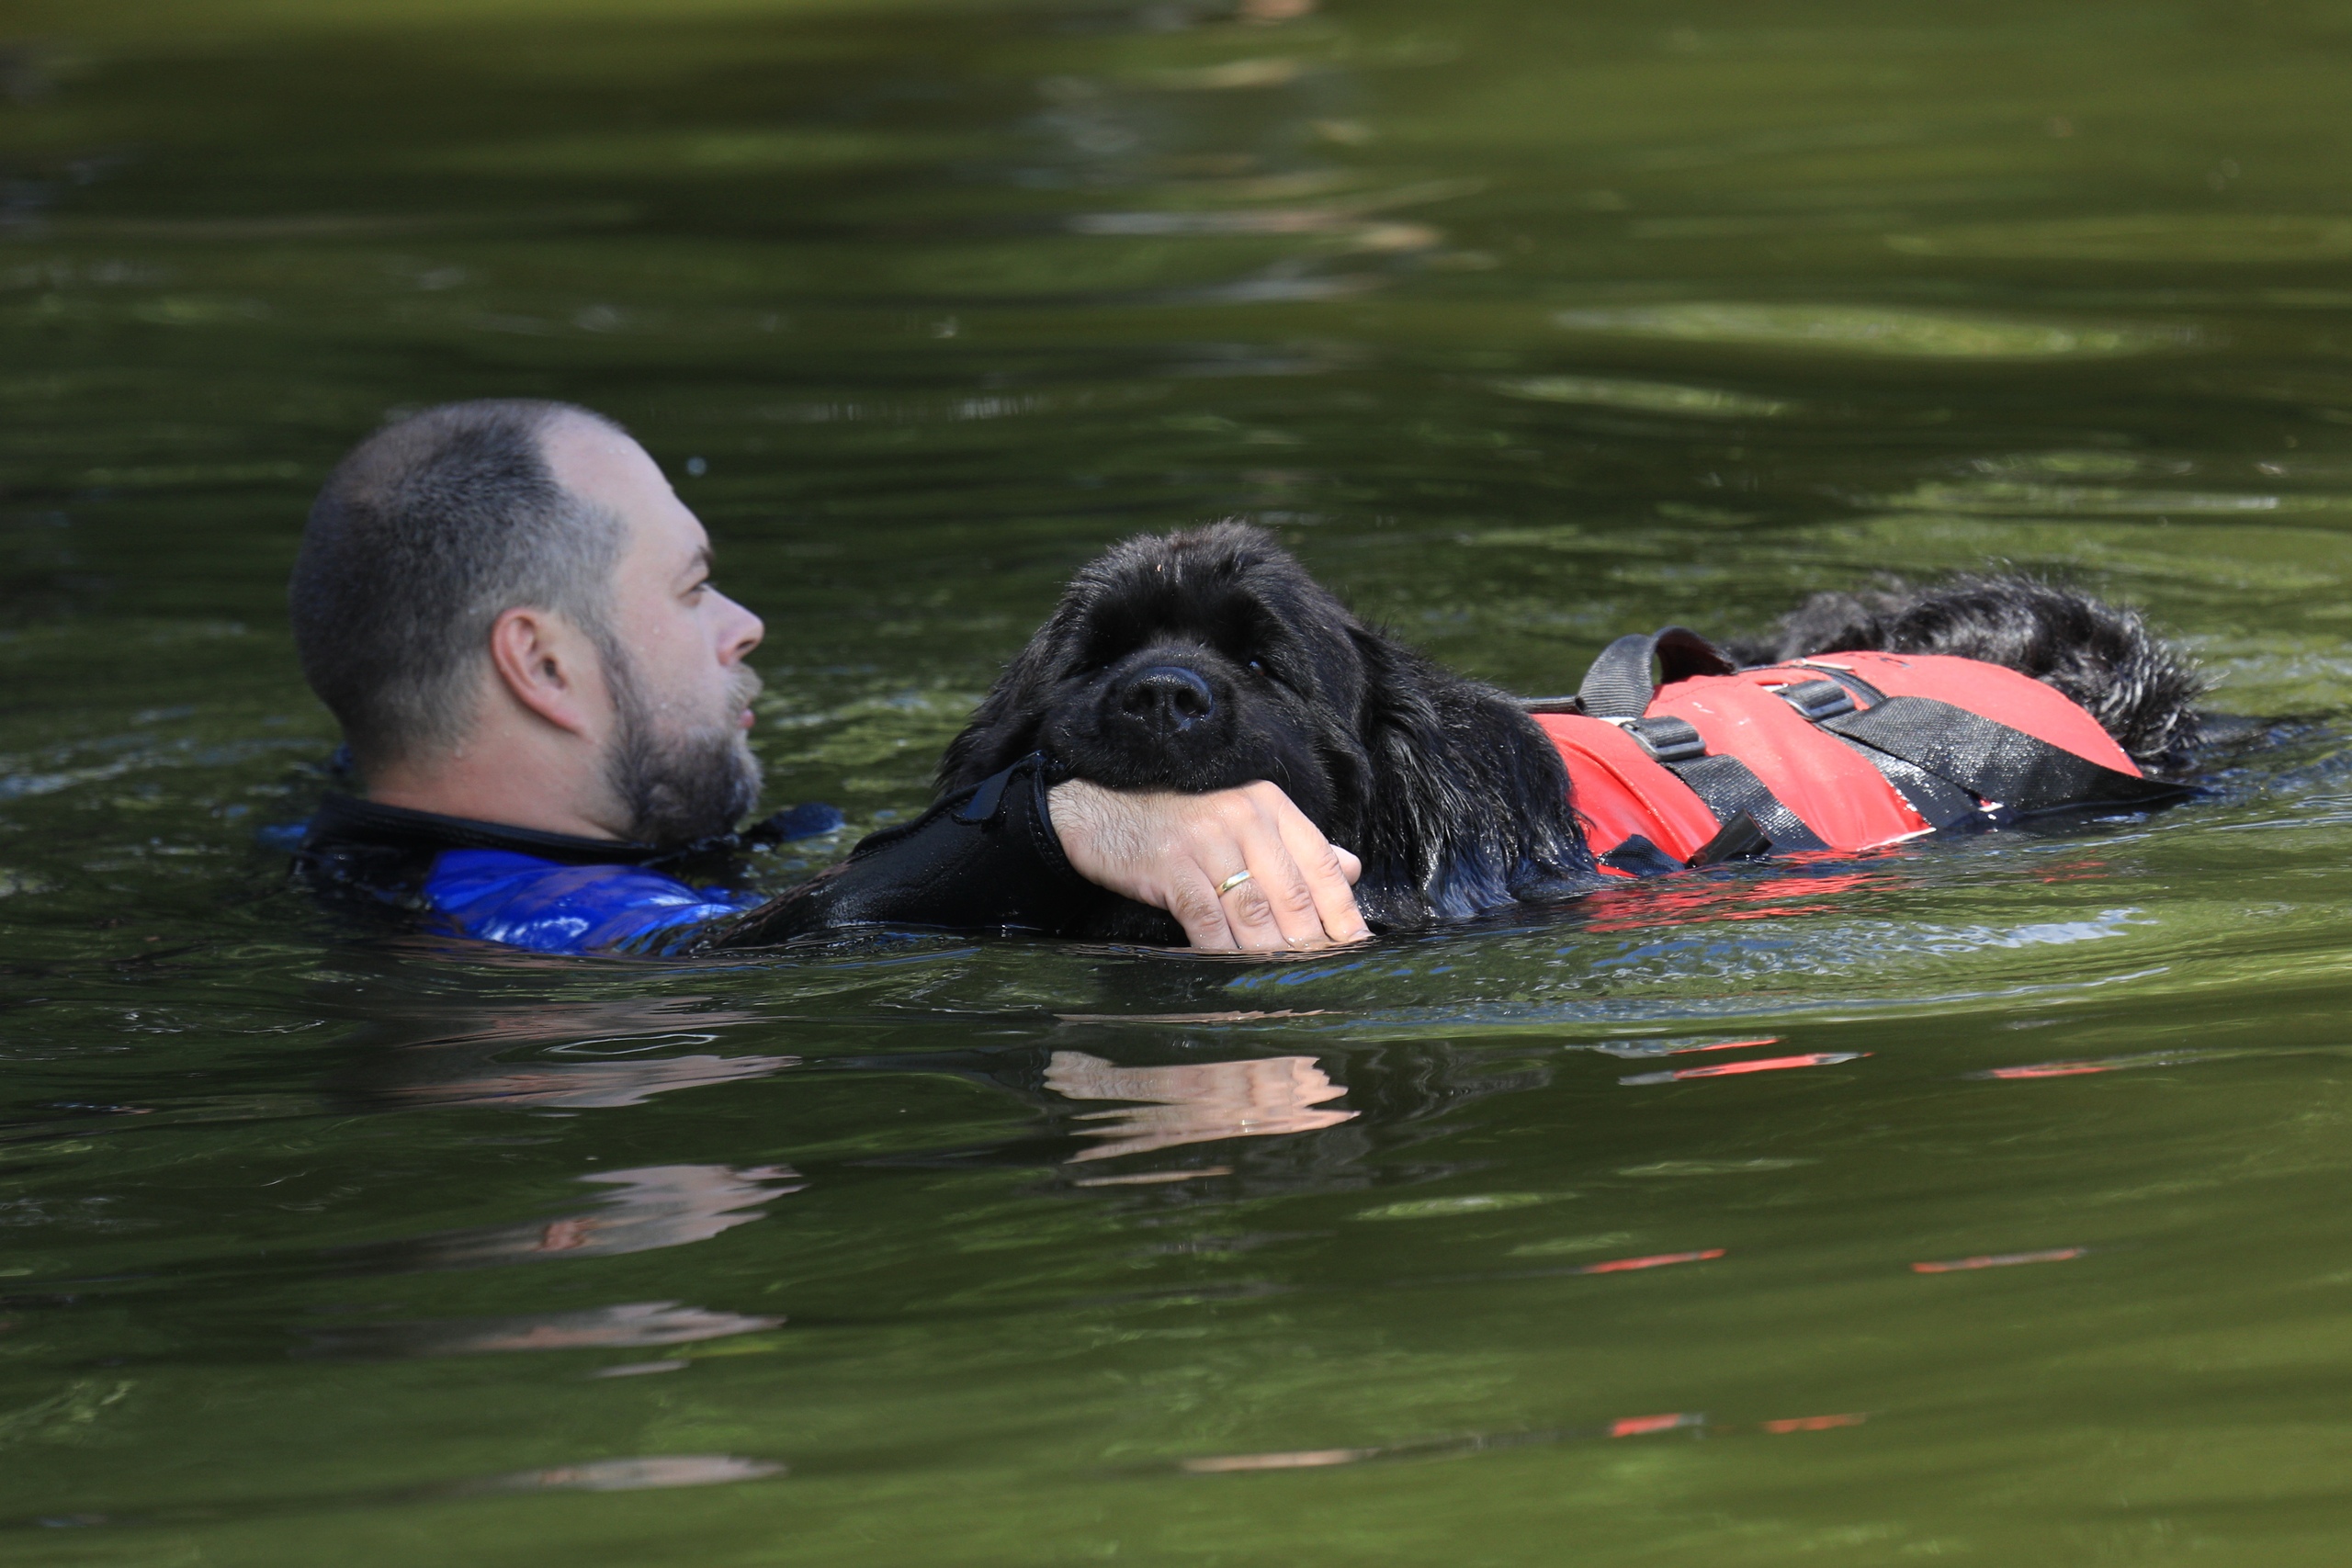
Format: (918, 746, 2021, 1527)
(1737, 575, 2207, 774)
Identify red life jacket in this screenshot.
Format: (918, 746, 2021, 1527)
(1529, 648, 2169, 874)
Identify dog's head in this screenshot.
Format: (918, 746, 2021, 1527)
(939, 523, 1371, 824)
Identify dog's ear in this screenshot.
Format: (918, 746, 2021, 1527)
(938, 617, 1067, 793)
(1342, 624, 1595, 924)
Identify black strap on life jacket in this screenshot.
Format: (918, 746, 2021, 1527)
(1781, 667, 1985, 830)
(1578, 627, 1736, 715)
(1819, 696, 2191, 815)
(1575, 628, 1828, 857)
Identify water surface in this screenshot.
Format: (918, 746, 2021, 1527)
(6, 0, 2352, 1561)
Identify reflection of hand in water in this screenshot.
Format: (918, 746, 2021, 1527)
(415, 1165, 801, 1267)
(1045, 1051, 1355, 1162)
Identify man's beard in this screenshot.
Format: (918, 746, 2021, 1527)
(604, 655, 763, 849)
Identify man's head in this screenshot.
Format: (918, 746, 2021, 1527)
(291, 400, 765, 845)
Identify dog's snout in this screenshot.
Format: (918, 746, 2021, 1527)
(1117, 664, 1217, 732)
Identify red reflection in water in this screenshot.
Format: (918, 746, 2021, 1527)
(1178, 1406, 1741, 1476)
(1581, 872, 1888, 934)
(1622, 1053, 1867, 1085)
(2030, 856, 2112, 885)
(1761, 1413, 1867, 1434)
(1972, 1050, 2207, 1081)
(1181, 1448, 1373, 1473)
(1982, 1062, 2110, 1079)
(1574, 1248, 1725, 1275)
(1911, 1247, 2087, 1274)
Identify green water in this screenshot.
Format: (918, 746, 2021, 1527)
(6, 0, 2352, 1560)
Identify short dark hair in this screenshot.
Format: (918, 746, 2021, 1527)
(289, 399, 625, 772)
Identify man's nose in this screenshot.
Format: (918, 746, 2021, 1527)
(715, 591, 763, 660)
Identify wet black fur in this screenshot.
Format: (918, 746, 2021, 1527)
(944, 526, 2208, 942)
(1728, 575, 2207, 775)
(938, 523, 1602, 941)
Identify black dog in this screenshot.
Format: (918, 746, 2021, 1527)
(940, 523, 2206, 942)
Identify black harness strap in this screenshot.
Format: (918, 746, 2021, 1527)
(1575, 628, 1828, 855)
(1853, 750, 1984, 829)
(1577, 627, 1736, 719)
(1819, 696, 2190, 815)
(1685, 811, 1771, 868)
(1784, 665, 1984, 830)
(1673, 755, 1830, 852)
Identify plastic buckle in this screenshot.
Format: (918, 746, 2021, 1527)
(1776, 678, 1857, 722)
(1624, 716, 1707, 764)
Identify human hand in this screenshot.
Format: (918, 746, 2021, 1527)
(1046, 778, 1370, 952)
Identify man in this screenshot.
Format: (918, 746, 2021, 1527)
(290, 400, 1369, 954)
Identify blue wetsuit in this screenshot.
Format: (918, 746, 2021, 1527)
(294, 753, 1110, 955)
(423, 850, 757, 956)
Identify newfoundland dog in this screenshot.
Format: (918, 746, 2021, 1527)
(939, 523, 2206, 942)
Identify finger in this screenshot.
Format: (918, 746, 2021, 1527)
(1165, 859, 1239, 952)
(1250, 829, 1340, 950)
(1272, 812, 1371, 942)
(1221, 830, 1328, 952)
(1218, 870, 1298, 952)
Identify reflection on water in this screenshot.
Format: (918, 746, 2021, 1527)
(373, 1054, 793, 1111)
(1046, 1050, 1357, 1164)
(305, 1302, 784, 1359)
(1176, 1407, 1719, 1474)
(6, 0, 2352, 1557)
(1549, 302, 2179, 359)
(1494, 374, 1796, 420)
(339, 998, 795, 1110)
(455, 1456, 783, 1495)
(398, 1164, 802, 1268)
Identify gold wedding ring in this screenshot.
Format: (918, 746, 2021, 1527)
(1215, 868, 1255, 897)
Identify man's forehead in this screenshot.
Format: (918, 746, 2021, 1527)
(540, 414, 707, 560)
(540, 413, 657, 498)
(639, 506, 712, 576)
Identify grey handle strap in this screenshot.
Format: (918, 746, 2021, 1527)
(1577, 626, 1737, 720)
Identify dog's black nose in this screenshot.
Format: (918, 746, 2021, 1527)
(1117, 665, 1216, 733)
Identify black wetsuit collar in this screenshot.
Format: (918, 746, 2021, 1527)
(303, 794, 676, 867)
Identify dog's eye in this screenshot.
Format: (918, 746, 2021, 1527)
(1247, 660, 1265, 675)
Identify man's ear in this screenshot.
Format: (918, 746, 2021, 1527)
(486, 606, 603, 739)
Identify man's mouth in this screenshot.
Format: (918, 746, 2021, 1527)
(732, 669, 763, 732)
